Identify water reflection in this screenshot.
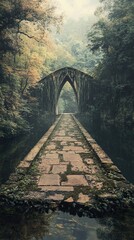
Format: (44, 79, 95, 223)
(0, 115, 55, 184)
(0, 210, 133, 240)
(77, 114, 134, 184)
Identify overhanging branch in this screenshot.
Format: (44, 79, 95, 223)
(18, 31, 40, 42)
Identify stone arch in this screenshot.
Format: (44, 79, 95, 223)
(32, 67, 95, 114)
(56, 75, 78, 114)
(57, 75, 78, 105)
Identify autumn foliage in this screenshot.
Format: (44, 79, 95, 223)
(0, 0, 62, 138)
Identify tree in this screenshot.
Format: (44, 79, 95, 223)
(87, 0, 134, 82)
(0, 0, 62, 138)
(58, 82, 78, 113)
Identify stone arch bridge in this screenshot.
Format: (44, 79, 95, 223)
(31, 67, 100, 114)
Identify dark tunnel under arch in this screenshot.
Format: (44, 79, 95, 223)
(57, 75, 78, 106)
(56, 77, 78, 114)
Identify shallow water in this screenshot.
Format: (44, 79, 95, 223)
(0, 210, 134, 240)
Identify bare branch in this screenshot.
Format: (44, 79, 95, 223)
(17, 31, 40, 42)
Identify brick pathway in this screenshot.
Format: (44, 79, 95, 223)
(37, 114, 106, 203)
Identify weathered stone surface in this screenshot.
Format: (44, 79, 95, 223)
(61, 141, 68, 146)
(47, 194, 64, 201)
(2, 113, 132, 212)
(75, 142, 84, 145)
(45, 144, 56, 150)
(63, 153, 82, 162)
(24, 146, 41, 162)
(78, 193, 90, 203)
(38, 164, 51, 173)
(17, 117, 61, 170)
(85, 175, 100, 182)
(60, 162, 70, 165)
(18, 161, 31, 169)
(71, 162, 89, 172)
(52, 165, 67, 174)
(93, 182, 103, 190)
(75, 149, 89, 153)
(91, 166, 99, 174)
(24, 191, 46, 200)
(65, 197, 74, 202)
(61, 175, 89, 186)
(38, 174, 60, 186)
(109, 165, 121, 173)
(56, 131, 66, 136)
(39, 186, 74, 192)
(41, 158, 59, 165)
(44, 153, 59, 159)
(63, 146, 84, 151)
(84, 158, 94, 165)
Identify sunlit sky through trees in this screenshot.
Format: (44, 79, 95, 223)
(56, 0, 100, 21)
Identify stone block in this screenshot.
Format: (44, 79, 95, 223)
(47, 194, 64, 201)
(39, 186, 74, 192)
(38, 174, 60, 186)
(61, 175, 89, 186)
(38, 164, 51, 173)
(63, 153, 82, 162)
(78, 193, 90, 203)
(52, 165, 67, 174)
(18, 161, 31, 168)
(41, 158, 59, 165)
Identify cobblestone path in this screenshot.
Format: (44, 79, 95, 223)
(37, 114, 107, 203)
(1, 114, 133, 214)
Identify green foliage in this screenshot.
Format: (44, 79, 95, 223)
(51, 19, 100, 75)
(0, 83, 30, 138)
(88, 0, 134, 81)
(58, 82, 78, 113)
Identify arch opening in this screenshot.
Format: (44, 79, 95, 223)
(57, 81, 78, 114)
